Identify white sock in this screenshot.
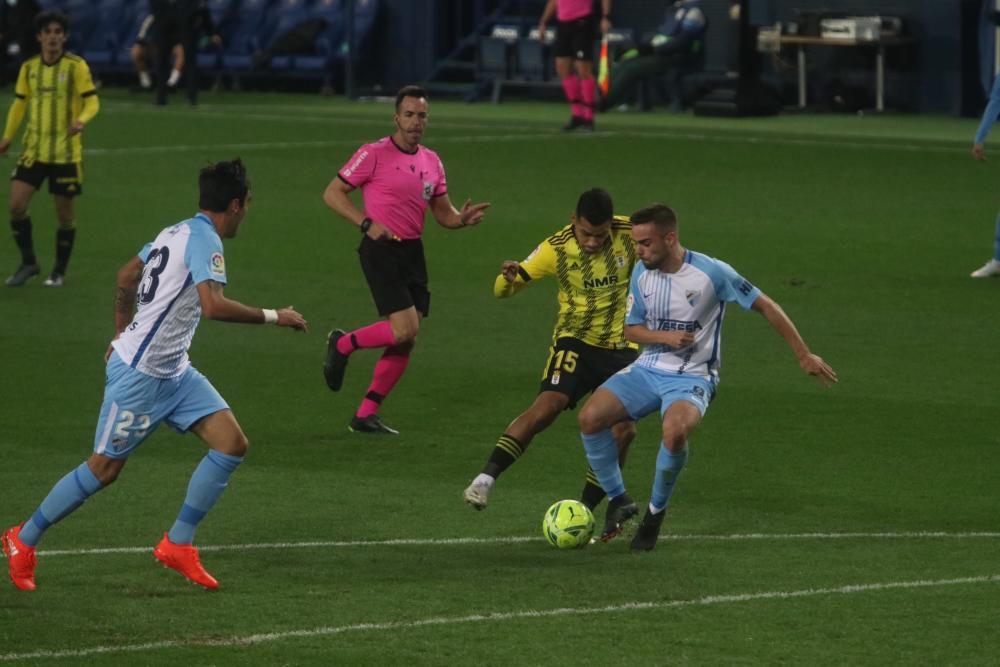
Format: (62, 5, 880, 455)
(139, 71, 151, 88)
(473, 473, 495, 488)
(167, 69, 181, 87)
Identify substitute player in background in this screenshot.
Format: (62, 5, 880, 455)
(2, 159, 308, 592)
(578, 203, 837, 551)
(538, 0, 612, 131)
(970, 71, 1000, 277)
(463, 188, 638, 527)
(0, 10, 99, 287)
(322, 85, 489, 434)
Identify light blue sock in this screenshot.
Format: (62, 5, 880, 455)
(19, 462, 103, 547)
(581, 430, 625, 499)
(650, 446, 688, 513)
(168, 450, 243, 545)
(993, 211, 1000, 261)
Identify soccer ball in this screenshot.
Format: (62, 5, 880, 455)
(542, 499, 595, 549)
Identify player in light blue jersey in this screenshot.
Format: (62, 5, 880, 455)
(970, 72, 1000, 277)
(577, 203, 837, 550)
(2, 159, 308, 592)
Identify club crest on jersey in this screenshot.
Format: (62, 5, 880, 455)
(210, 252, 225, 276)
(685, 290, 701, 307)
(422, 181, 433, 200)
(615, 254, 626, 268)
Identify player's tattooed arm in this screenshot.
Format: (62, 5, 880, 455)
(114, 256, 143, 331)
(105, 256, 144, 361)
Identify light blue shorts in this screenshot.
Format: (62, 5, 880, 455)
(92, 353, 229, 459)
(600, 363, 714, 421)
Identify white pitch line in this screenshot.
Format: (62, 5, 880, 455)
(36, 531, 1000, 557)
(79, 128, 960, 158)
(2, 574, 997, 662)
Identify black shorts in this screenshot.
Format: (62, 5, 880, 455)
(12, 157, 83, 197)
(358, 235, 430, 317)
(554, 16, 596, 60)
(539, 337, 637, 409)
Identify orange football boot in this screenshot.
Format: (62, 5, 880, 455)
(3, 524, 37, 591)
(153, 534, 219, 590)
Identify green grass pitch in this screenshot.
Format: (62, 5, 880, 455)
(0, 89, 998, 665)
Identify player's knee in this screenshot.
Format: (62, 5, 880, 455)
(9, 202, 27, 220)
(578, 404, 605, 435)
(228, 433, 249, 457)
(660, 425, 687, 452)
(612, 421, 636, 448)
(87, 455, 125, 486)
(391, 323, 418, 345)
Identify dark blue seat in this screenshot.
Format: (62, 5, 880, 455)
(81, 0, 137, 70)
(291, 0, 345, 73)
(262, 0, 316, 72)
(198, 0, 240, 71)
(115, 0, 150, 70)
(58, 0, 99, 55)
(220, 0, 271, 72)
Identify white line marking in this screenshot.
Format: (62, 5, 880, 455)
(80, 128, 961, 158)
(2, 574, 997, 661)
(36, 531, 1000, 557)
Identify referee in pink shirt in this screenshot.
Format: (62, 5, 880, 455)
(538, 0, 612, 131)
(322, 85, 490, 434)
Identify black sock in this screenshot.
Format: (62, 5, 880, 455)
(580, 467, 606, 510)
(11, 217, 36, 266)
(53, 227, 76, 276)
(482, 433, 525, 479)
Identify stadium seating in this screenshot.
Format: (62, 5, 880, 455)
(21, 0, 376, 89)
(220, 0, 273, 72)
(81, 0, 132, 69)
(197, 0, 239, 72)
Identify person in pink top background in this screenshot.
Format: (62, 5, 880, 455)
(322, 85, 490, 434)
(538, 0, 612, 131)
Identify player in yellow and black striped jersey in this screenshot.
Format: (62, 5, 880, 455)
(464, 187, 639, 514)
(0, 10, 99, 287)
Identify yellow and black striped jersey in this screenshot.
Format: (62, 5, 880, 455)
(8, 52, 98, 164)
(494, 215, 638, 350)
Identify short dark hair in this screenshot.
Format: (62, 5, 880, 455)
(575, 187, 613, 225)
(630, 203, 678, 231)
(35, 10, 69, 34)
(199, 159, 250, 212)
(395, 85, 428, 111)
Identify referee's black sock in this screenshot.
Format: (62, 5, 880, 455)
(481, 433, 525, 479)
(11, 217, 37, 266)
(53, 226, 76, 276)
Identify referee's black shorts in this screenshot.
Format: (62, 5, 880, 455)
(554, 16, 596, 60)
(358, 235, 431, 317)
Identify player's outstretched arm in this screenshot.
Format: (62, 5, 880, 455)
(196, 281, 308, 331)
(494, 260, 531, 298)
(750, 293, 837, 386)
(106, 256, 144, 361)
(430, 194, 490, 229)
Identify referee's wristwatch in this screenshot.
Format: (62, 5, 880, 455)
(360, 217, 373, 234)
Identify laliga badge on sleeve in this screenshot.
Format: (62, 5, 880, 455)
(210, 252, 226, 276)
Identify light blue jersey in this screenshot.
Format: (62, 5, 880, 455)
(625, 250, 760, 384)
(112, 213, 228, 379)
